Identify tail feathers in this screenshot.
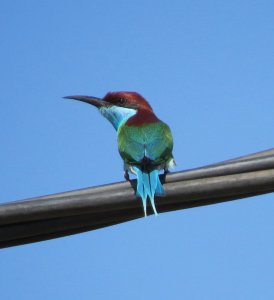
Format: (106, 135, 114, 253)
(155, 175, 165, 195)
(133, 167, 165, 217)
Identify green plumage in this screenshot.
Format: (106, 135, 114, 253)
(117, 121, 173, 169)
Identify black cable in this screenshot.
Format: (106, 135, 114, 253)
(1, 148, 274, 249)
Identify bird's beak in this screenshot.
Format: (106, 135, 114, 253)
(63, 95, 109, 108)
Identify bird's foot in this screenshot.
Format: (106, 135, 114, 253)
(163, 169, 170, 182)
(124, 170, 130, 181)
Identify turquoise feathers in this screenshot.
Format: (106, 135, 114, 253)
(100, 106, 136, 130)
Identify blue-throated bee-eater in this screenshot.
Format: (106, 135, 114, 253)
(64, 92, 175, 216)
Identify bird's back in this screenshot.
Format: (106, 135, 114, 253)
(118, 120, 173, 170)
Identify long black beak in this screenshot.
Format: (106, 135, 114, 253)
(63, 95, 109, 108)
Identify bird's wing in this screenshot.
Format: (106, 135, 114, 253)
(118, 121, 173, 165)
(144, 122, 173, 163)
(118, 125, 145, 163)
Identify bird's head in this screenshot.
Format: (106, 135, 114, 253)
(63, 91, 153, 112)
(64, 91, 153, 130)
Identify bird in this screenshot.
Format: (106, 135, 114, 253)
(64, 91, 175, 216)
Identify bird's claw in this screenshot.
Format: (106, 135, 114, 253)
(124, 171, 130, 181)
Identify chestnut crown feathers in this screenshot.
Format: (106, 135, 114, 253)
(103, 91, 153, 112)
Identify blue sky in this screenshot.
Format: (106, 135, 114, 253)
(1, 1, 274, 299)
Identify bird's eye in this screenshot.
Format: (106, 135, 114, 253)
(118, 98, 126, 105)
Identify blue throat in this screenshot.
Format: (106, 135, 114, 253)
(100, 106, 137, 130)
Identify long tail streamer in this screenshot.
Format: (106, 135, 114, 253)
(134, 167, 165, 216)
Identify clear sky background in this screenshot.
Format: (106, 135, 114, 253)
(1, 1, 274, 299)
